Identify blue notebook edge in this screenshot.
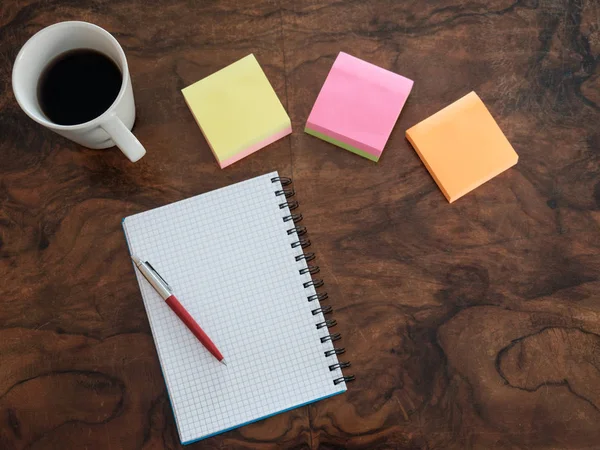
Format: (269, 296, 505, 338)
(182, 388, 347, 445)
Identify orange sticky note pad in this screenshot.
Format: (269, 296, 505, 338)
(406, 92, 518, 203)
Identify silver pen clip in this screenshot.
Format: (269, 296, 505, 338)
(145, 261, 172, 291)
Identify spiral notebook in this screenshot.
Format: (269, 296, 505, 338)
(122, 172, 353, 444)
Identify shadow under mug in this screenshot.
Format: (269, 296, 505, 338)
(12, 21, 146, 162)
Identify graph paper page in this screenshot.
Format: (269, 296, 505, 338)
(123, 172, 346, 444)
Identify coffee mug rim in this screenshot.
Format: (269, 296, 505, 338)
(12, 21, 130, 131)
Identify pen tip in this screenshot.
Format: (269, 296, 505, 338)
(220, 359, 227, 366)
(131, 255, 142, 266)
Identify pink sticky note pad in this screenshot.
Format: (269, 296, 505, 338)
(306, 52, 413, 161)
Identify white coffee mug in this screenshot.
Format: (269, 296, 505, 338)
(12, 21, 146, 162)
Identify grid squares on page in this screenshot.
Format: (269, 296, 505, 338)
(123, 172, 346, 444)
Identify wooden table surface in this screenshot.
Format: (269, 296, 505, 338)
(1, 1, 599, 449)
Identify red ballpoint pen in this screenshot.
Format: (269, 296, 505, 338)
(132, 255, 227, 366)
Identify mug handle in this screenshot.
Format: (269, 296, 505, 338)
(100, 114, 146, 162)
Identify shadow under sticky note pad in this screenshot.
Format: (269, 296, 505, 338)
(182, 54, 291, 168)
(406, 91, 518, 203)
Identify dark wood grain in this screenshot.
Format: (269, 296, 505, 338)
(1, 0, 599, 449)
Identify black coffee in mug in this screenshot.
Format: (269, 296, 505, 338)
(37, 49, 122, 126)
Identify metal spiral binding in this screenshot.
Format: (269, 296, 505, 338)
(308, 292, 328, 302)
(312, 305, 333, 315)
(271, 175, 354, 386)
(292, 238, 311, 249)
(316, 319, 337, 329)
(334, 376, 355, 385)
(325, 348, 345, 357)
(320, 333, 341, 343)
(299, 266, 319, 275)
(288, 226, 307, 236)
(280, 200, 299, 210)
(283, 213, 302, 223)
(275, 189, 295, 198)
(304, 279, 324, 289)
(329, 362, 350, 370)
(271, 176, 292, 186)
(296, 252, 315, 262)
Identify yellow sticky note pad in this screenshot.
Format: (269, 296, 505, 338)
(406, 92, 518, 203)
(182, 54, 291, 168)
